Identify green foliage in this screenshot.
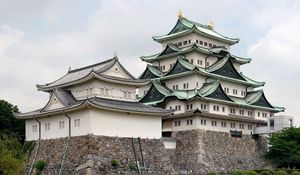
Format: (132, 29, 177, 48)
(208, 172, 217, 175)
(0, 100, 24, 141)
(274, 170, 288, 175)
(291, 171, 300, 175)
(111, 159, 118, 167)
(230, 170, 244, 175)
(230, 170, 258, 175)
(127, 162, 138, 171)
(0, 134, 25, 175)
(265, 127, 300, 168)
(259, 171, 273, 175)
(34, 160, 46, 171)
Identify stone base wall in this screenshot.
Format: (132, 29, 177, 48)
(174, 129, 268, 174)
(26, 130, 268, 174)
(27, 135, 174, 175)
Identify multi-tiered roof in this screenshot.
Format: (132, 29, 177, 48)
(138, 15, 284, 114)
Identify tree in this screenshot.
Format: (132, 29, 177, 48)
(0, 134, 25, 175)
(0, 100, 24, 140)
(265, 127, 300, 168)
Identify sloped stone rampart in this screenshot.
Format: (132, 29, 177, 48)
(26, 130, 267, 174)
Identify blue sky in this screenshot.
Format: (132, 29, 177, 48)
(0, 0, 299, 126)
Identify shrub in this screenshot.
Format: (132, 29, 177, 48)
(34, 160, 46, 172)
(245, 170, 258, 175)
(230, 170, 244, 175)
(208, 172, 217, 175)
(291, 171, 300, 175)
(111, 159, 118, 167)
(260, 171, 273, 175)
(274, 170, 288, 175)
(127, 162, 138, 171)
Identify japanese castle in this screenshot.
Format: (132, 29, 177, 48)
(137, 11, 286, 137)
(16, 11, 288, 141)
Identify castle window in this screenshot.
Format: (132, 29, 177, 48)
(241, 91, 246, 96)
(200, 41, 203, 45)
(74, 119, 80, 127)
(248, 111, 253, 116)
(183, 84, 186, 89)
(206, 62, 210, 67)
(183, 41, 187, 45)
(172, 85, 175, 90)
(222, 107, 225, 112)
(224, 87, 229, 93)
(178, 105, 181, 111)
(196, 82, 199, 87)
(230, 123, 236, 128)
(176, 85, 178, 90)
(201, 119, 206, 125)
(230, 108, 236, 114)
(178, 42, 182, 46)
(59, 121, 65, 129)
(45, 123, 50, 131)
(209, 43, 212, 47)
(32, 125, 37, 132)
(233, 89, 238, 95)
(213, 105, 219, 111)
(239, 123, 244, 129)
(190, 59, 193, 64)
(201, 104, 207, 110)
(204, 42, 208, 46)
(175, 120, 181, 126)
(196, 40, 199, 44)
(187, 119, 193, 125)
(211, 121, 217, 126)
(221, 121, 227, 127)
(248, 125, 253, 130)
(258, 112, 260, 117)
(162, 65, 165, 70)
(239, 110, 244, 115)
(190, 104, 193, 110)
(188, 40, 191, 44)
(213, 44, 216, 47)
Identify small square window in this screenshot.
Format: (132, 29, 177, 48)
(75, 119, 80, 127)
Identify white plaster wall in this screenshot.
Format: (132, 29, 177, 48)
(165, 100, 186, 114)
(25, 120, 40, 141)
(165, 73, 206, 90)
(137, 84, 151, 99)
(254, 109, 270, 121)
(69, 80, 136, 101)
(161, 33, 231, 50)
(89, 108, 161, 138)
(102, 62, 132, 79)
(172, 116, 254, 135)
(44, 95, 65, 111)
(208, 102, 229, 115)
(158, 56, 177, 72)
(219, 80, 247, 98)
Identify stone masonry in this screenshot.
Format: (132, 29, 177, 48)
(26, 129, 267, 175)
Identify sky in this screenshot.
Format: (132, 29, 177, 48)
(0, 0, 299, 126)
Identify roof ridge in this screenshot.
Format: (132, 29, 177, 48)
(69, 57, 115, 73)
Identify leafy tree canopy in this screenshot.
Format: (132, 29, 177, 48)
(0, 100, 24, 140)
(265, 127, 300, 168)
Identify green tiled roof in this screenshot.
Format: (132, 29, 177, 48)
(157, 57, 264, 87)
(140, 80, 284, 112)
(139, 65, 163, 79)
(152, 17, 239, 44)
(140, 44, 250, 65)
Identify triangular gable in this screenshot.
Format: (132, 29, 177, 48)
(139, 84, 166, 103)
(251, 92, 274, 108)
(166, 59, 192, 76)
(205, 84, 233, 102)
(211, 58, 245, 81)
(158, 44, 179, 57)
(101, 60, 134, 79)
(43, 93, 66, 111)
(139, 67, 159, 79)
(168, 19, 190, 35)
